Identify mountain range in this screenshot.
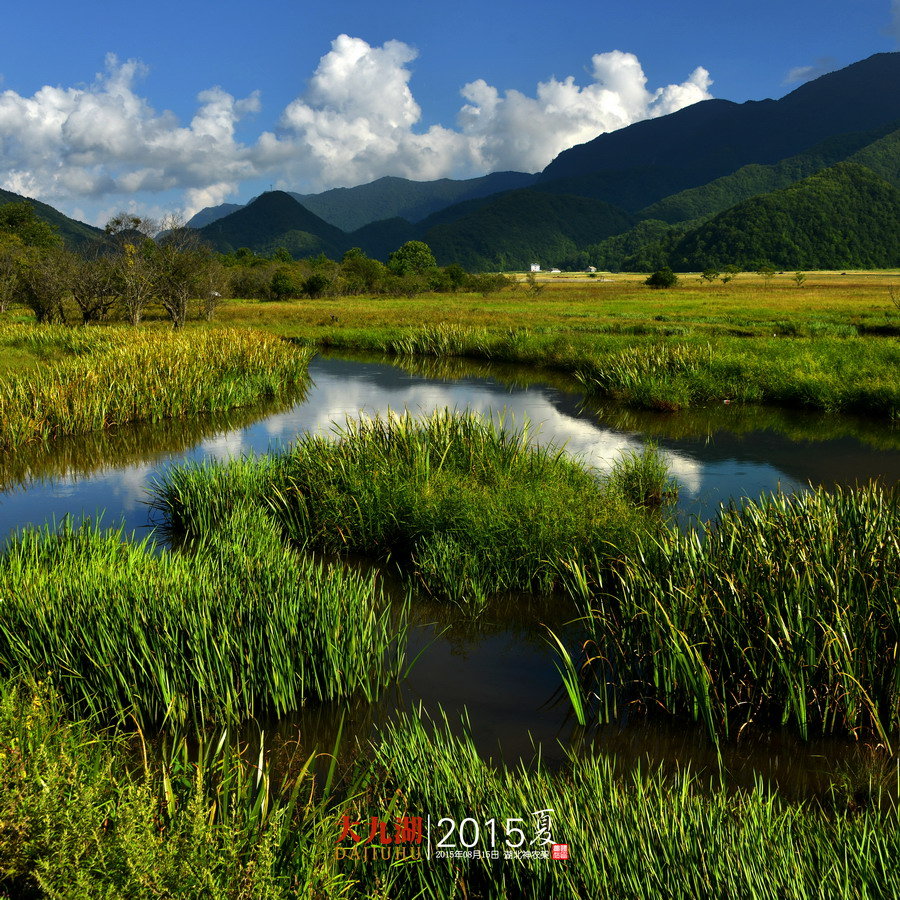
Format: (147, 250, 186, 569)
(3, 52, 899, 272)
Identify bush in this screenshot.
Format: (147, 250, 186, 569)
(644, 267, 678, 289)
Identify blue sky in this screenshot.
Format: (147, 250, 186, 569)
(1, 0, 897, 224)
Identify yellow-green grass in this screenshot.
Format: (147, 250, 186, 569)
(5, 685, 900, 900)
(0, 325, 311, 451)
(213, 271, 900, 339)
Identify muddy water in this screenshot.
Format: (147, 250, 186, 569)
(2, 353, 898, 791)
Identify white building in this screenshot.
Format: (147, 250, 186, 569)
(530, 263, 541, 273)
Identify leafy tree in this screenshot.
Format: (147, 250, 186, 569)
(700, 267, 720, 283)
(387, 240, 437, 276)
(644, 267, 678, 289)
(153, 216, 214, 328)
(0, 202, 62, 249)
(0, 235, 25, 313)
(793, 271, 807, 287)
(269, 267, 301, 301)
(19, 247, 75, 324)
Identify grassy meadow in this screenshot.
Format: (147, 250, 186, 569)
(0, 325, 311, 451)
(216, 270, 900, 415)
(0, 270, 899, 896)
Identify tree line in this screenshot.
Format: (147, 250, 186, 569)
(0, 204, 512, 327)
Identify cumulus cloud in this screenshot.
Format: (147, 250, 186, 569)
(0, 54, 260, 219)
(0, 39, 713, 221)
(268, 37, 713, 188)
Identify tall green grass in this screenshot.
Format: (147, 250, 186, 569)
(153, 411, 665, 604)
(311, 323, 900, 416)
(356, 711, 900, 899)
(0, 325, 312, 450)
(0, 507, 406, 727)
(5, 683, 900, 900)
(572, 484, 900, 744)
(0, 677, 354, 899)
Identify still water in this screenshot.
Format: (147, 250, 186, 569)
(2, 353, 898, 790)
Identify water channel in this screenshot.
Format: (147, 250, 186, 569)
(3, 353, 899, 796)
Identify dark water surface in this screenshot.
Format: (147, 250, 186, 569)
(3, 353, 898, 790)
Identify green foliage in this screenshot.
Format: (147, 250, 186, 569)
(0, 508, 404, 725)
(0, 201, 62, 249)
(154, 411, 655, 604)
(387, 239, 437, 276)
(645, 267, 679, 289)
(671, 162, 900, 270)
(606, 443, 678, 508)
(577, 484, 900, 743)
(638, 124, 899, 224)
(588, 219, 688, 272)
(421, 189, 633, 272)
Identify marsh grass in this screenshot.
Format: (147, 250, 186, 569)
(355, 711, 900, 899)
(0, 325, 312, 451)
(0, 507, 406, 727)
(575, 484, 900, 743)
(153, 411, 663, 604)
(0, 678, 355, 899)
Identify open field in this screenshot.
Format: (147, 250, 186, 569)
(214, 271, 900, 339)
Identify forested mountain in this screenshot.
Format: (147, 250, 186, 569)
(637, 123, 900, 224)
(419, 190, 633, 271)
(291, 171, 537, 231)
(7, 53, 899, 273)
(539, 53, 900, 210)
(197, 191, 347, 258)
(669, 163, 900, 270)
(0, 188, 104, 250)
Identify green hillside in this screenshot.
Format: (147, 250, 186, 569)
(292, 171, 537, 231)
(540, 53, 900, 210)
(198, 191, 347, 259)
(0, 189, 105, 251)
(638, 123, 899, 224)
(421, 190, 632, 271)
(670, 162, 900, 270)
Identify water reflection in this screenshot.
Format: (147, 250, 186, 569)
(2, 352, 899, 792)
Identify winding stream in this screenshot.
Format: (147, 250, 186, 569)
(3, 352, 898, 793)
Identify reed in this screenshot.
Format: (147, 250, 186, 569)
(0, 677, 352, 899)
(153, 411, 660, 604)
(309, 323, 900, 417)
(0, 508, 407, 727)
(575, 484, 900, 743)
(350, 710, 900, 899)
(0, 324, 312, 451)
(4, 681, 900, 899)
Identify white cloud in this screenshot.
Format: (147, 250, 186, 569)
(456, 50, 712, 174)
(0, 54, 260, 220)
(0, 39, 713, 221)
(890, 1, 900, 41)
(269, 38, 713, 188)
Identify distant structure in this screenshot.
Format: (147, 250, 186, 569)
(550, 268, 561, 274)
(530, 263, 541, 272)
(587, 266, 597, 273)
